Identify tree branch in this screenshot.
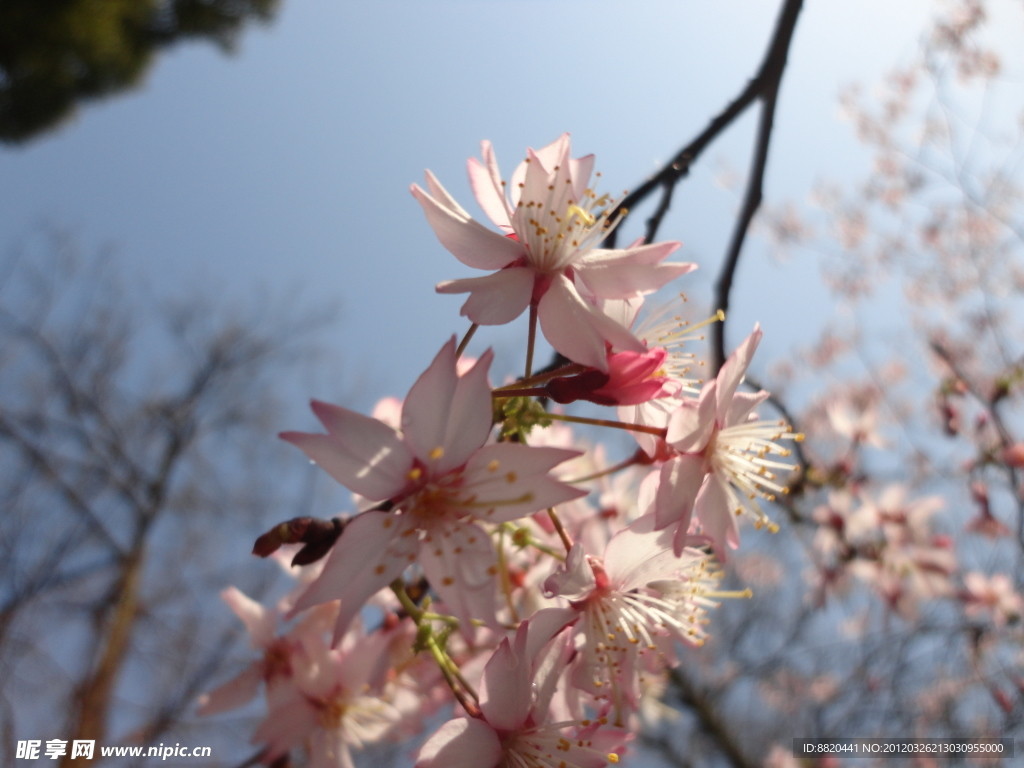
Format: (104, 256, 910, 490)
(606, 0, 804, 252)
(711, 0, 803, 373)
(668, 666, 758, 768)
(0, 415, 124, 554)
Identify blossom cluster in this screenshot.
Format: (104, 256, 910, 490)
(200, 135, 800, 767)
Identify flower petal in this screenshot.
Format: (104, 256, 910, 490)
(508, 134, 571, 207)
(570, 153, 595, 202)
(280, 401, 413, 501)
(604, 513, 685, 590)
(543, 543, 596, 600)
(619, 395, 675, 458)
(480, 623, 531, 731)
(468, 141, 513, 230)
(538, 274, 644, 371)
(654, 454, 706, 532)
(578, 241, 683, 267)
(638, 468, 659, 516)
(461, 443, 587, 523)
(524, 606, 578, 660)
(253, 688, 319, 757)
(591, 348, 670, 405)
(716, 324, 762, 424)
(532, 133, 572, 172)
(512, 147, 564, 245)
(577, 261, 694, 300)
(196, 664, 263, 716)
(666, 383, 717, 454)
(599, 295, 644, 330)
(441, 346, 496, 473)
(221, 586, 276, 648)
(726, 389, 770, 426)
(309, 731, 355, 768)
(289, 512, 416, 645)
(402, 338, 457, 463)
(693, 474, 740, 559)
(416, 718, 502, 768)
(423, 169, 471, 218)
(402, 339, 494, 474)
(335, 627, 395, 695)
(419, 520, 499, 632)
(436, 267, 534, 326)
(530, 629, 575, 721)
(411, 183, 525, 270)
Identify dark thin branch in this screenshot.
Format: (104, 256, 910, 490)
(930, 338, 1024, 551)
(126, 623, 248, 754)
(711, 0, 803, 373)
(0, 415, 124, 554)
(668, 667, 758, 768)
(0, 306, 149, 508)
(605, 0, 804, 252)
(639, 731, 693, 768)
(0, 558, 114, 628)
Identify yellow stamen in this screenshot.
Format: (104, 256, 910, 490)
(566, 204, 596, 226)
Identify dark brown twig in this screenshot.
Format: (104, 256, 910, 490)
(668, 667, 758, 768)
(605, 0, 804, 256)
(711, 0, 803, 373)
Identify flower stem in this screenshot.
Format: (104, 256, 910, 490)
(565, 451, 643, 484)
(546, 412, 668, 438)
(528, 540, 566, 560)
(448, 659, 481, 704)
(499, 522, 565, 561)
(390, 579, 423, 622)
(496, 527, 520, 624)
(493, 363, 588, 391)
(547, 508, 573, 553)
(425, 637, 480, 715)
(492, 387, 548, 399)
(456, 323, 479, 359)
(525, 302, 538, 379)
(420, 611, 462, 625)
(390, 579, 480, 716)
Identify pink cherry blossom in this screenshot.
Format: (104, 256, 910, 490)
(642, 326, 799, 556)
(965, 481, 1011, 538)
(542, 515, 722, 713)
(415, 620, 626, 768)
(252, 619, 403, 768)
(411, 135, 695, 370)
(544, 347, 671, 406)
(196, 587, 291, 716)
(198, 594, 404, 768)
(962, 572, 1023, 626)
(841, 487, 956, 618)
(603, 295, 717, 457)
(281, 338, 586, 640)
(826, 396, 888, 448)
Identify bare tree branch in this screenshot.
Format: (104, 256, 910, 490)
(668, 667, 758, 768)
(710, 0, 803, 373)
(606, 0, 804, 254)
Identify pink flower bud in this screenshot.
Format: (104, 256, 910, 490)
(1002, 443, 1024, 468)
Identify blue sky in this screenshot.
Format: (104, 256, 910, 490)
(0, 0, 937, 417)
